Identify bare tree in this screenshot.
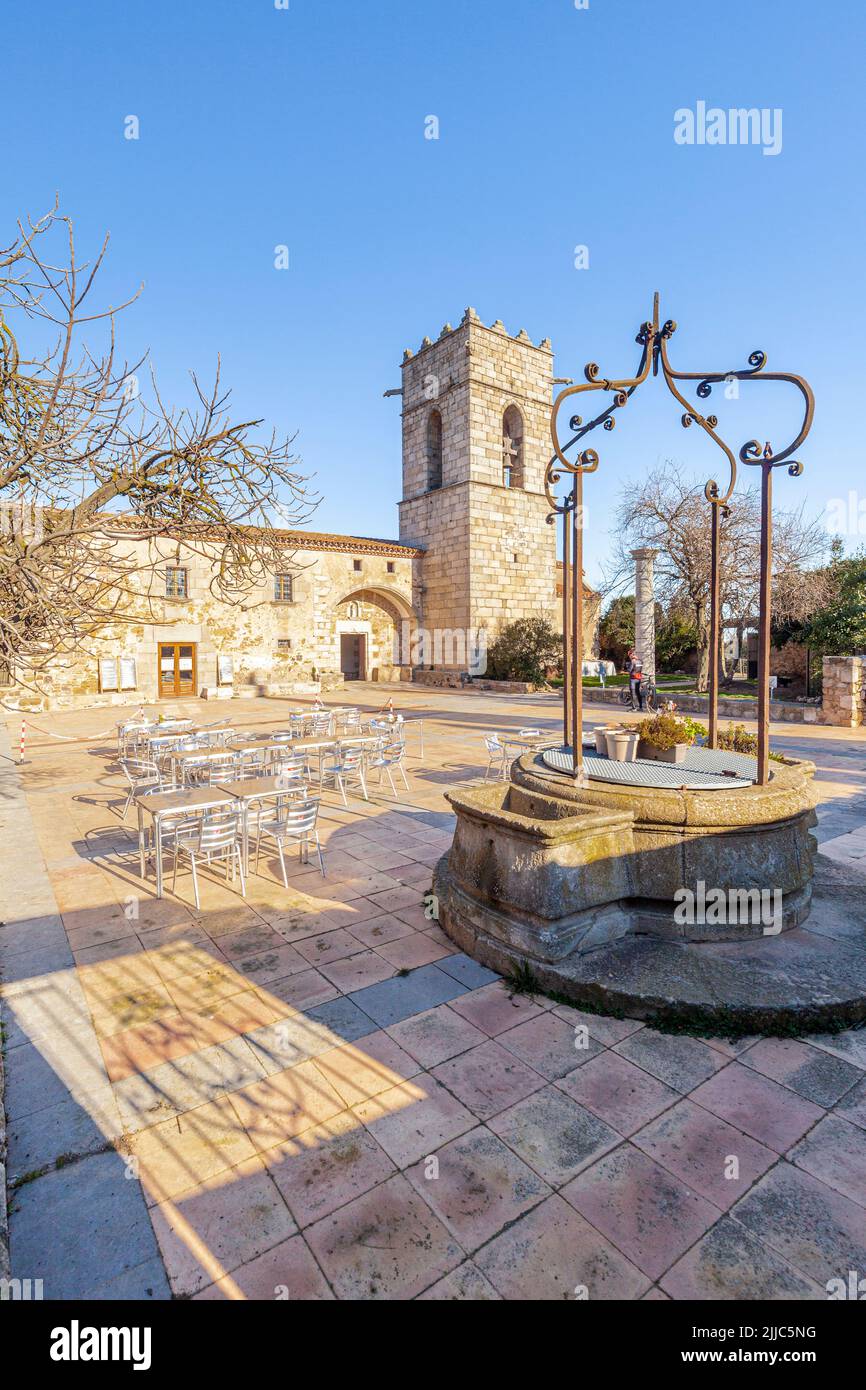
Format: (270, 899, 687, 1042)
(0, 202, 317, 696)
(604, 462, 828, 690)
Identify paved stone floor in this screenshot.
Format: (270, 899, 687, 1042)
(1, 685, 865, 1300)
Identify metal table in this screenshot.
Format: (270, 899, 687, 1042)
(135, 787, 235, 897)
(168, 746, 240, 786)
(215, 775, 309, 872)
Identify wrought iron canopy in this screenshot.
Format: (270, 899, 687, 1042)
(547, 292, 815, 785)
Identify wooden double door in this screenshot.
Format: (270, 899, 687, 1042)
(158, 643, 197, 698)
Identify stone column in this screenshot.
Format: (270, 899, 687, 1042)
(821, 655, 865, 727)
(631, 548, 658, 677)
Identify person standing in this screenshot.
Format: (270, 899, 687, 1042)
(597, 659, 606, 690)
(625, 648, 644, 710)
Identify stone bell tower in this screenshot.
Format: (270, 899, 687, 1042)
(397, 308, 558, 666)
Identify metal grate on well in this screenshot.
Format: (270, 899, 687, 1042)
(540, 746, 754, 790)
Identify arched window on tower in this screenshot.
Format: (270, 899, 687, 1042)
(502, 405, 524, 489)
(427, 409, 443, 491)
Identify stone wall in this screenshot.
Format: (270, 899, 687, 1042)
(821, 655, 865, 727)
(770, 641, 811, 696)
(2, 532, 421, 711)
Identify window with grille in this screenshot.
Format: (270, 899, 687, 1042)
(165, 567, 188, 599)
(274, 574, 294, 602)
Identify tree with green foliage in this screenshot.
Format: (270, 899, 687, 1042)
(791, 547, 866, 655)
(656, 605, 699, 671)
(598, 595, 634, 669)
(485, 618, 562, 685)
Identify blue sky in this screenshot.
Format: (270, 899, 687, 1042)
(4, 0, 864, 585)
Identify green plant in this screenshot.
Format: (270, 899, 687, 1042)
(598, 595, 635, 669)
(679, 716, 708, 744)
(506, 961, 540, 998)
(636, 712, 698, 750)
(485, 618, 562, 685)
(717, 722, 785, 762)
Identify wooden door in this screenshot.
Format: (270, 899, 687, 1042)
(158, 643, 197, 697)
(340, 634, 365, 681)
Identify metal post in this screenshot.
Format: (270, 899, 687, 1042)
(708, 503, 721, 748)
(756, 461, 773, 784)
(562, 499, 571, 749)
(572, 468, 584, 778)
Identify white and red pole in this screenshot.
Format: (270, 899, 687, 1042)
(19, 719, 25, 765)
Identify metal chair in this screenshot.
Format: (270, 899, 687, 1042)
(483, 734, 510, 781)
(120, 757, 164, 819)
(272, 752, 307, 780)
(171, 809, 246, 910)
(310, 711, 333, 736)
(118, 721, 155, 759)
(319, 745, 368, 805)
(253, 799, 325, 884)
(367, 739, 410, 799)
(237, 746, 268, 776)
(197, 754, 241, 785)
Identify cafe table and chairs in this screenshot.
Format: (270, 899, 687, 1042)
(169, 746, 243, 787)
(134, 786, 235, 897)
(214, 774, 313, 872)
(117, 720, 157, 758)
(226, 738, 296, 772)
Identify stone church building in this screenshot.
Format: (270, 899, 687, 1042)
(7, 310, 598, 710)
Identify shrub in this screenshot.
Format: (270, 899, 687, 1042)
(716, 722, 756, 753)
(637, 712, 699, 750)
(717, 722, 785, 762)
(485, 619, 562, 685)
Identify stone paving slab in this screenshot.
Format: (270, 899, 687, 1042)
(2, 691, 866, 1301)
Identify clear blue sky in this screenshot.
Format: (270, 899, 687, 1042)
(5, 0, 864, 585)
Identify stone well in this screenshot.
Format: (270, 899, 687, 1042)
(431, 748, 866, 1031)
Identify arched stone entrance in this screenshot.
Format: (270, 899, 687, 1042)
(332, 587, 417, 681)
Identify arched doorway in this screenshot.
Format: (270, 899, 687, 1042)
(333, 587, 416, 681)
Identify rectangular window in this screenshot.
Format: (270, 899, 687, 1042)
(353, 559, 362, 572)
(276, 638, 292, 652)
(274, 573, 294, 602)
(165, 567, 188, 599)
(387, 561, 395, 574)
(0, 657, 12, 686)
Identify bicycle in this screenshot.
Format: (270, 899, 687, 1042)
(619, 675, 659, 714)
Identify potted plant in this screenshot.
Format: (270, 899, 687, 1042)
(636, 712, 703, 764)
(604, 724, 640, 762)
